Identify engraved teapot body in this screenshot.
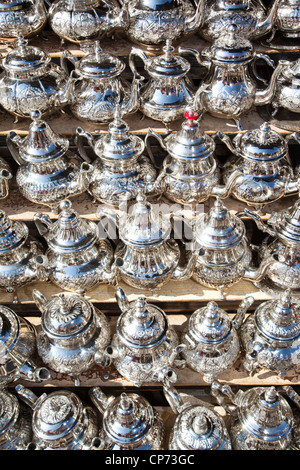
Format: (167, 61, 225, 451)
(271, 58, 300, 116)
(273, 0, 300, 39)
(0, 388, 32, 450)
(0, 0, 47, 41)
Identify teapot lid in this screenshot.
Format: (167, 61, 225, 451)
(32, 390, 84, 442)
(237, 387, 293, 442)
(0, 306, 20, 358)
(18, 111, 69, 163)
(2, 37, 51, 72)
(103, 393, 154, 444)
(117, 297, 169, 348)
(166, 109, 216, 160)
(187, 301, 232, 344)
(275, 200, 300, 246)
(0, 389, 19, 435)
(255, 291, 300, 342)
(40, 293, 95, 341)
(94, 108, 144, 162)
(173, 405, 229, 450)
(194, 198, 246, 249)
(146, 40, 190, 78)
(238, 123, 288, 162)
(282, 58, 300, 81)
(137, 0, 179, 9)
(77, 41, 125, 78)
(0, 0, 24, 8)
(120, 192, 172, 246)
(0, 210, 28, 254)
(209, 24, 253, 63)
(43, 200, 99, 254)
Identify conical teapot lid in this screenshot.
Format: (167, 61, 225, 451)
(103, 393, 154, 445)
(120, 192, 172, 246)
(237, 387, 293, 442)
(239, 123, 288, 162)
(146, 40, 190, 78)
(282, 58, 300, 81)
(18, 111, 69, 163)
(77, 41, 125, 79)
(166, 109, 216, 160)
(194, 198, 245, 249)
(209, 24, 253, 63)
(0, 210, 28, 254)
(2, 37, 51, 72)
(117, 297, 169, 348)
(43, 200, 99, 254)
(0, 389, 19, 435)
(94, 108, 144, 162)
(275, 200, 300, 246)
(137, 0, 178, 10)
(188, 301, 232, 344)
(174, 405, 229, 450)
(0, 306, 20, 358)
(32, 391, 83, 442)
(255, 291, 300, 342)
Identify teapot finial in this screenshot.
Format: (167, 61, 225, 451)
(59, 199, 72, 214)
(192, 415, 210, 435)
(119, 393, 132, 411)
(30, 110, 42, 123)
(163, 39, 174, 61)
(58, 293, 69, 316)
(16, 35, 28, 49)
(94, 40, 102, 62)
(204, 301, 219, 323)
(264, 387, 278, 404)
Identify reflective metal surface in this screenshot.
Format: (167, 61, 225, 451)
(0, 388, 32, 450)
(271, 58, 300, 116)
(0, 0, 47, 41)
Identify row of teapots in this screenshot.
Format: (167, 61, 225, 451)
(2, 109, 300, 212)
(0, 31, 299, 126)
(0, 0, 299, 49)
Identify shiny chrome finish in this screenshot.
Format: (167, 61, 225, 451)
(33, 289, 111, 386)
(272, 0, 300, 39)
(34, 199, 116, 294)
(271, 58, 300, 116)
(0, 388, 32, 450)
(0, 157, 12, 200)
(0, 305, 50, 386)
(0, 0, 47, 41)
(7, 111, 93, 213)
(90, 387, 164, 450)
(48, 0, 128, 44)
(16, 385, 99, 450)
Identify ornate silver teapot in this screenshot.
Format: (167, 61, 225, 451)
(271, 58, 300, 116)
(33, 289, 111, 386)
(215, 123, 300, 212)
(0, 0, 47, 41)
(241, 290, 300, 378)
(245, 200, 300, 299)
(212, 382, 294, 450)
(0, 305, 50, 386)
(61, 40, 140, 123)
(0, 210, 48, 303)
(105, 287, 185, 387)
(129, 40, 196, 130)
(34, 199, 116, 294)
(89, 387, 164, 450)
(16, 385, 100, 450)
(181, 26, 288, 129)
(200, 0, 280, 42)
(145, 109, 220, 205)
(7, 111, 93, 213)
(0, 37, 71, 119)
(0, 388, 32, 450)
(0, 157, 12, 200)
(48, 0, 129, 45)
(98, 192, 196, 292)
(120, 0, 205, 51)
(76, 108, 158, 205)
(181, 297, 255, 382)
(162, 379, 231, 450)
(271, 0, 300, 40)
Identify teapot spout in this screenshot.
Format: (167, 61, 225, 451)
(254, 0, 280, 38)
(212, 168, 242, 198)
(255, 60, 289, 106)
(232, 296, 255, 330)
(185, 0, 205, 34)
(120, 74, 141, 117)
(32, 289, 47, 314)
(114, 0, 129, 30)
(162, 377, 186, 416)
(71, 161, 93, 190)
(9, 351, 50, 383)
(89, 386, 109, 415)
(171, 251, 197, 281)
(244, 255, 275, 282)
(244, 208, 276, 237)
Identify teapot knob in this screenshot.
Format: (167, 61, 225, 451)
(30, 110, 42, 122)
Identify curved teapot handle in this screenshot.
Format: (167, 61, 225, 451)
(145, 128, 168, 169)
(60, 49, 78, 76)
(252, 53, 275, 87)
(129, 47, 148, 81)
(75, 127, 94, 163)
(6, 131, 24, 166)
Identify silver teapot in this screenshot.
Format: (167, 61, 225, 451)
(89, 387, 164, 450)
(145, 109, 220, 205)
(48, 0, 129, 45)
(270, 0, 300, 40)
(34, 199, 116, 294)
(162, 379, 231, 450)
(271, 58, 300, 116)
(212, 382, 294, 450)
(33, 289, 111, 386)
(98, 192, 196, 292)
(61, 40, 140, 123)
(181, 25, 288, 130)
(0, 388, 32, 450)
(245, 200, 300, 299)
(105, 287, 185, 387)
(0, 305, 50, 386)
(0, 37, 71, 119)
(76, 108, 158, 206)
(241, 290, 300, 378)
(120, 0, 205, 51)
(0, 0, 47, 41)
(0, 157, 12, 200)
(16, 385, 100, 450)
(200, 0, 280, 42)
(215, 123, 300, 212)
(0, 210, 48, 303)
(7, 111, 93, 213)
(181, 297, 255, 382)
(129, 40, 196, 130)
